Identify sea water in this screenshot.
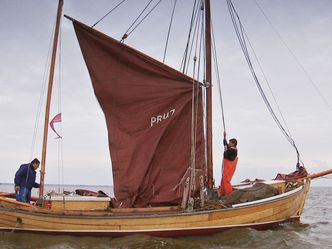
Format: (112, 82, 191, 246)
(0, 184, 331, 249)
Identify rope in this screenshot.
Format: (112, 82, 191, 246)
(180, 0, 200, 73)
(211, 21, 226, 132)
(121, 0, 163, 42)
(185, 2, 204, 75)
(226, 0, 303, 168)
(91, 0, 127, 28)
(30, 13, 65, 194)
(121, 0, 154, 40)
(29, 22, 55, 160)
(242, 31, 293, 138)
(189, 4, 205, 194)
(178, 1, 207, 199)
(163, 0, 177, 63)
(57, 23, 65, 193)
(211, 18, 227, 185)
(253, 0, 332, 112)
(190, 63, 197, 193)
(202, 80, 208, 180)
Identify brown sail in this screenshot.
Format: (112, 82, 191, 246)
(72, 20, 205, 208)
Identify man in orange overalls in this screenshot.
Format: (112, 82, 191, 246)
(220, 132, 238, 196)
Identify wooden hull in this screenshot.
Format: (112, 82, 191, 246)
(0, 180, 310, 236)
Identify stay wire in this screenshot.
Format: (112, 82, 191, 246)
(242, 29, 293, 138)
(122, 0, 153, 40)
(202, 1, 206, 83)
(57, 22, 65, 193)
(211, 18, 227, 184)
(28, 9, 58, 199)
(91, 0, 127, 28)
(180, 0, 199, 73)
(229, 1, 300, 161)
(190, 3, 204, 193)
(230, 3, 295, 146)
(196, 14, 205, 185)
(200, 1, 210, 181)
(29, 17, 56, 160)
(227, 0, 303, 167)
(163, 0, 178, 63)
(186, 1, 208, 76)
(190, 58, 197, 193)
(253, 0, 332, 112)
(202, 19, 208, 180)
(121, 0, 163, 42)
(228, 0, 302, 165)
(184, 3, 203, 75)
(211, 21, 226, 132)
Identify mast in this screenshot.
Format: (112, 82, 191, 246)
(39, 0, 63, 199)
(205, 0, 213, 189)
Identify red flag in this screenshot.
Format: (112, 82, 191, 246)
(50, 113, 62, 138)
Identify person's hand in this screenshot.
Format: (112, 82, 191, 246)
(15, 186, 20, 193)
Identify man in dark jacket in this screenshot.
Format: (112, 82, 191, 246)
(220, 132, 238, 196)
(14, 158, 40, 203)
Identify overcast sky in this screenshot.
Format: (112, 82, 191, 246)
(0, 0, 331, 189)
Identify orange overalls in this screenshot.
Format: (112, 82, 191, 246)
(219, 157, 238, 196)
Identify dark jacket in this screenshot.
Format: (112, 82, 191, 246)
(223, 139, 238, 161)
(14, 164, 40, 190)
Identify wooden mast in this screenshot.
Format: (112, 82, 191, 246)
(39, 0, 64, 199)
(205, 0, 213, 189)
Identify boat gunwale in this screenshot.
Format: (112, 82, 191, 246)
(0, 183, 306, 219)
(232, 184, 304, 208)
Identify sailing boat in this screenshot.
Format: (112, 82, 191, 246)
(0, 0, 331, 236)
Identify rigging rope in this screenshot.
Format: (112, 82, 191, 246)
(57, 23, 65, 193)
(188, 0, 204, 194)
(30, 14, 65, 194)
(253, 0, 332, 112)
(175, 1, 205, 201)
(180, 0, 199, 73)
(242, 31, 294, 138)
(163, 0, 177, 63)
(121, 0, 163, 42)
(185, 4, 203, 75)
(211, 21, 226, 132)
(191, 6, 206, 193)
(226, 0, 303, 168)
(190, 60, 198, 192)
(29, 26, 55, 161)
(210, 16, 228, 187)
(91, 0, 127, 28)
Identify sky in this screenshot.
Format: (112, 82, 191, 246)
(0, 0, 331, 189)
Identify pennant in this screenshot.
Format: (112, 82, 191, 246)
(50, 113, 62, 139)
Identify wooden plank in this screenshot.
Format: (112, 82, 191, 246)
(51, 200, 110, 211)
(111, 206, 180, 213)
(0, 197, 33, 207)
